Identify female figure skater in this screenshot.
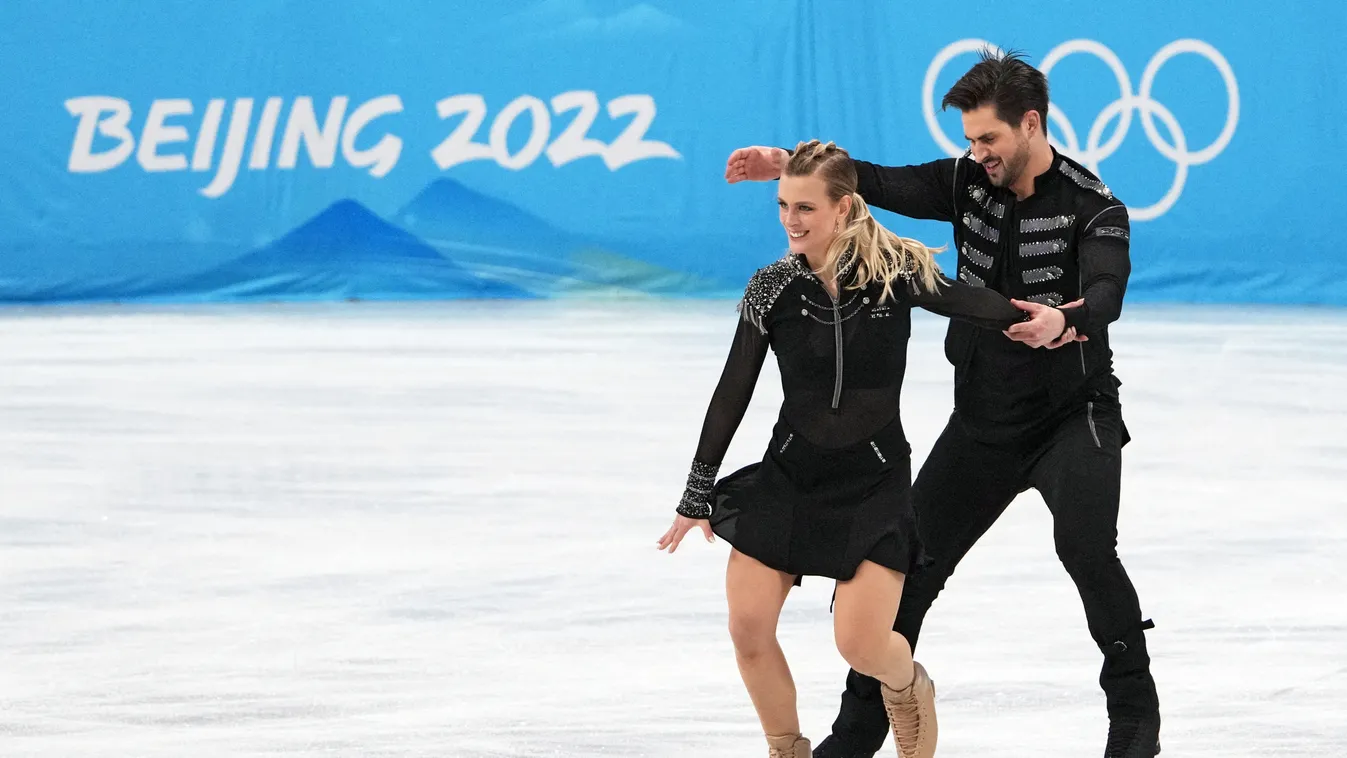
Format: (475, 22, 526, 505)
(657, 140, 1027, 758)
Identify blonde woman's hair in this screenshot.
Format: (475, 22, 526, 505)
(784, 140, 944, 301)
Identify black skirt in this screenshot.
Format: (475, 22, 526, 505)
(709, 413, 924, 582)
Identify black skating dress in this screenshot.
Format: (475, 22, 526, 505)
(675, 250, 1025, 581)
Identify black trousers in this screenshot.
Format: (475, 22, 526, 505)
(827, 396, 1159, 753)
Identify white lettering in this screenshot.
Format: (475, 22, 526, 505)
(603, 94, 680, 170)
(342, 95, 402, 178)
(64, 91, 681, 194)
(248, 97, 284, 170)
(192, 99, 227, 171)
(489, 95, 550, 170)
(431, 94, 493, 170)
(200, 99, 254, 198)
(278, 97, 347, 169)
(546, 91, 606, 167)
(431, 91, 681, 173)
(137, 99, 193, 172)
(64, 96, 134, 173)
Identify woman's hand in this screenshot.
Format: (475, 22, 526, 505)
(656, 514, 714, 553)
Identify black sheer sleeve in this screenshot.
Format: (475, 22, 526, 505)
(676, 314, 770, 518)
(905, 274, 1026, 331)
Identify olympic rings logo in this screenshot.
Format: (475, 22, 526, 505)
(923, 39, 1239, 221)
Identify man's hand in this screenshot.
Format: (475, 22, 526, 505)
(1042, 325, 1087, 349)
(1044, 299, 1089, 348)
(726, 146, 789, 183)
(1005, 298, 1089, 348)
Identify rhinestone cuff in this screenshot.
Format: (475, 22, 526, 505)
(675, 460, 719, 519)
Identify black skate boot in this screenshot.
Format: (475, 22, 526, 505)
(1100, 620, 1161, 758)
(813, 670, 891, 758)
(812, 735, 876, 758)
(1104, 709, 1161, 757)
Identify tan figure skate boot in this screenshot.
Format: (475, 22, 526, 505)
(765, 732, 811, 758)
(880, 661, 938, 758)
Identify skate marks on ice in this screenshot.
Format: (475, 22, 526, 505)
(0, 301, 1344, 756)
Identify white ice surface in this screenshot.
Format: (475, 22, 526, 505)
(1, 301, 1345, 757)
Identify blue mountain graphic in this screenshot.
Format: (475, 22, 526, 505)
(178, 199, 531, 301)
(398, 179, 566, 243)
(395, 178, 733, 297)
(245, 199, 448, 264)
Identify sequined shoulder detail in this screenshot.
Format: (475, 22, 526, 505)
(1058, 161, 1113, 199)
(738, 255, 806, 334)
(882, 247, 921, 282)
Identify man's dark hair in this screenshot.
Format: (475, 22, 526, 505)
(941, 48, 1050, 130)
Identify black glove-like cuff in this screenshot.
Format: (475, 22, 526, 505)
(675, 460, 718, 519)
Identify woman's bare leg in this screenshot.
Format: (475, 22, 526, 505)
(831, 559, 912, 690)
(833, 560, 938, 758)
(726, 548, 799, 737)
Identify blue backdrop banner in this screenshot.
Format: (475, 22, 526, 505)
(1, 1, 1342, 305)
